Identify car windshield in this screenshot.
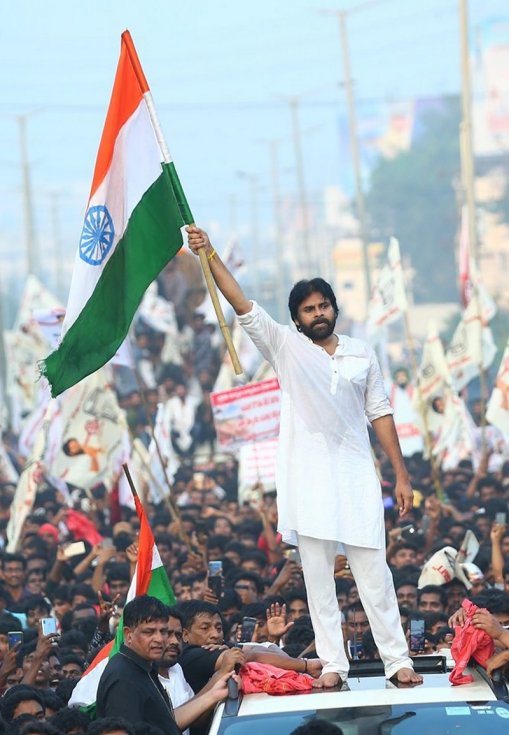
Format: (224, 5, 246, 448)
(218, 701, 509, 735)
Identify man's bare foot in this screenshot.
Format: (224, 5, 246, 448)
(391, 667, 423, 686)
(312, 672, 343, 688)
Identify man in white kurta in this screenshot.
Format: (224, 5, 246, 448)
(187, 225, 421, 688)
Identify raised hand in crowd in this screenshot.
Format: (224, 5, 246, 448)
(97, 590, 121, 633)
(266, 602, 294, 644)
(0, 641, 21, 688)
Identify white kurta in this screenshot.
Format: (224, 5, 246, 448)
(237, 302, 393, 549)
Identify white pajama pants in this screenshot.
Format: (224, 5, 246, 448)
(297, 534, 413, 679)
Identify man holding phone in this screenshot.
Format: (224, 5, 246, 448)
(187, 226, 421, 688)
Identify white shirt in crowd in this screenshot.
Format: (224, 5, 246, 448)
(159, 662, 195, 735)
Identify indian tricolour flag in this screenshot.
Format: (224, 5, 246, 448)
(69, 494, 175, 711)
(41, 31, 193, 398)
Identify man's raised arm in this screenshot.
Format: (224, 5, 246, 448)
(187, 225, 252, 315)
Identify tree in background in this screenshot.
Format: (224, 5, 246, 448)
(365, 97, 461, 304)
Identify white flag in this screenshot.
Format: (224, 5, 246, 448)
(50, 371, 126, 492)
(487, 339, 509, 435)
(432, 391, 475, 470)
(417, 324, 449, 403)
(446, 299, 497, 392)
(6, 400, 58, 552)
(367, 237, 407, 341)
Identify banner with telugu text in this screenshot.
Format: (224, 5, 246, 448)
(211, 379, 281, 450)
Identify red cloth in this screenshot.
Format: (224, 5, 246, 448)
(449, 599, 495, 685)
(240, 662, 314, 695)
(65, 509, 103, 546)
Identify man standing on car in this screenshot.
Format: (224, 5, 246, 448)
(187, 226, 422, 688)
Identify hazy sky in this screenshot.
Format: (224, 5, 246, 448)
(1, 0, 508, 310)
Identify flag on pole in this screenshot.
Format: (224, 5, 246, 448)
(446, 299, 497, 392)
(367, 237, 407, 342)
(68, 493, 175, 710)
(41, 31, 192, 397)
(487, 339, 509, 435)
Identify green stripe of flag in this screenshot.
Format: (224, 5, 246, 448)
(147, 564, 176, 605)
(42, 163, 187, 397)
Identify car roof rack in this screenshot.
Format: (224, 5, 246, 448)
(349, 655, 447, 678)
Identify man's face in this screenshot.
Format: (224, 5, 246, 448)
(108, 579, 130, 603)
(184, 612, 223, 646)
(391, 547, 417, 569)
(396, 584, 418, 609)
(26, 605, 48, 628)
(418, 592, 444, 613)
(233, 579, 259, 604)
(287, 599, 309, 622)
(26, 570, 46, 595)
(394, 370, 409, 388)
(53, 598, 72, 621)
(62, 661, 83, 679)
(160, 616, 184, 668)
(3, 561, 25, 589)
(125, 618, 169, 662)
(23, 652, 51, 686)
(13, 698, 45, 721)
(346, 610, 370, 642)
(213, 518, 232, 538)
(295, 291, 337, 342)
(446, 584, 466, 611)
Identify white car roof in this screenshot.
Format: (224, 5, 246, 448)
(236, 669, 497, 717)
(208, 665, 499, 734)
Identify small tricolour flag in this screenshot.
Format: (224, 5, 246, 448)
(41, 31, 193, 397)
(68, 493, 175, 711)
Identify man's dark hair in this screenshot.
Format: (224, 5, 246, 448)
(52, 586, 71, 604)
(62, 439, 84, 457)
(57, 630, 88, 653)
(417, 585, 447, 607)
(154, 534, 173, 550)
(0, 684, 44, 721)
(240, 550, 268, 571)
(50, 706, 90, 734)
(1, 552, 27, 570)
(166, 606, 184, 625)
(60, 653, 85, 671)
(177, 600, 221, 630)
(24, 595, 52, 615)
(105, 563, 130, 584)
(226, 570, 264, 595)
(18, 722, 62, 735)
(285, 589, 308, 605)
(218, 590, 242, 613)
(39, 688, 64, 713)
(132, 724, 166, 735)
(87, 717, 135, 735)
(291, 719, 344, 734)
(123, 595, 170, 628)
(288, 278, 339, 323)
(54, 679, 78, 706)
(0, 612, 23, 635)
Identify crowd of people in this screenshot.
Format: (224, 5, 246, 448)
(0, 245, 508, 735)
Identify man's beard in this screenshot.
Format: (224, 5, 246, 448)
(298, 317, 335, 341)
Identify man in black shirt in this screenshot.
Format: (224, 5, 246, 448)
(97, 595, 237, 733)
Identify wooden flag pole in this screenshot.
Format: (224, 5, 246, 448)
(122, 30, 242, 376)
